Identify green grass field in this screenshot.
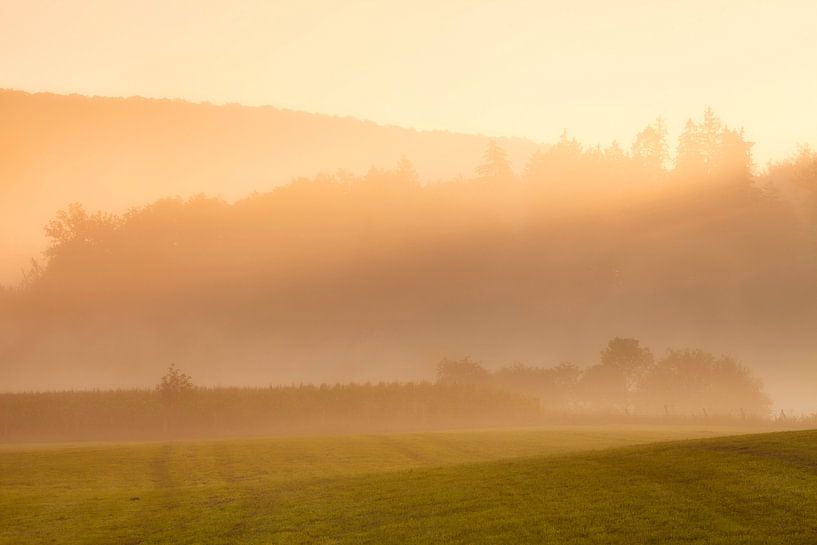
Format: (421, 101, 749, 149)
(2, 426, 814, 544)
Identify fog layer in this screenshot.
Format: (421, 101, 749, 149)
(1, 101, 816, 412)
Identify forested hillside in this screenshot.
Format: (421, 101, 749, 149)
(0, 89, 537, 284)
(1, 108, 816, 407)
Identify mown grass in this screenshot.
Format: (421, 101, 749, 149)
(1, 426, 810, 544)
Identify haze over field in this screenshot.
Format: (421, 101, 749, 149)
(5, 4, 817, 544)
(1, 105, 816, 413)
(1, 0, 816, 416)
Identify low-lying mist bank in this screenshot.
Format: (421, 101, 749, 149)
(0, 336, 782, 444)
(0, 383, 539, 443)
(0, 381, 806, 444)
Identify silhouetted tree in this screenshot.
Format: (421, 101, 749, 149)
(676, 119, 707, 175)
(477, 140, 513, 181)
(44, 203, 120, 258)
(675, 108, 753, 181)
(157, 364, 196, 405)
(632, 118, 668, 171)
(600, 337, 654, 393)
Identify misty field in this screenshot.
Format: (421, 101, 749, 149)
(4, 426, 814, 544)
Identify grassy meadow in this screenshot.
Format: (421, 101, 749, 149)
(4, 426, 813, 544)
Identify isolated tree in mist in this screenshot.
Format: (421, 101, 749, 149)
(157, 364, 196, 405)
(477, 140, 513, 181)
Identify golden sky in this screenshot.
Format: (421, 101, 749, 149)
(1, 0, 816, 164)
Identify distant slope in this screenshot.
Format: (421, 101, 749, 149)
(0, 89, 539, 283)
(1, 428, 812, 544)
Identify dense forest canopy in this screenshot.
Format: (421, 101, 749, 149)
(1, 108, 816, 412)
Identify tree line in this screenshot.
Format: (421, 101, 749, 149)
(437, 338, 771, 417)
(0, 379, 539, 443)
(0, 348, 786, 444)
